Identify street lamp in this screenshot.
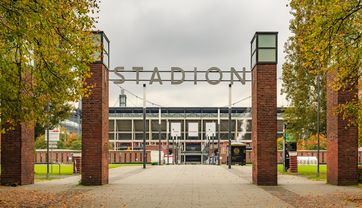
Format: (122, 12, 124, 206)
(251, 32, 278, 69)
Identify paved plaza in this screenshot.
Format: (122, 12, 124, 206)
(0, 165, 361, 207)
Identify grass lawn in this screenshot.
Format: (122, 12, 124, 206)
(0, 163, 144, 177)
(277, 164, 327, 181)
(34, 163, 143, 175)
(109, 163, 143, 168)
(31, 163, 143, 181)
(34, 164, 74, 175)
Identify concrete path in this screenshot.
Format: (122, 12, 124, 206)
(0, 165, 361, 207)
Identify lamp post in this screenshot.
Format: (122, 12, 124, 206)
(228, 84, 232, 169)
(158, 108, 162, 165)
(46, 128, 50, 178)
(217, 108, 221, 165)
(316, 73, 321, 177)
(143, 84, 146, 169)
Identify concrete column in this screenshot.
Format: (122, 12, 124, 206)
(1, 123, 34, 185)
(252, 64, 277, 186)
(327, 72, 358, 185)
(81, 63, 109, 185)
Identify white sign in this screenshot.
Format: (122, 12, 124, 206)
(170, 123, 181, 137)
(49, 141, 58, 148)
(188, 122, 199, 137)
(45, 129, 60, 141)
(205, 122, 216, 137)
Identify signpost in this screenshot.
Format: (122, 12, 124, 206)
(45, 128, 60, 178)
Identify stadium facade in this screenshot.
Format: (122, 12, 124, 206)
(107, 107, 284, 163)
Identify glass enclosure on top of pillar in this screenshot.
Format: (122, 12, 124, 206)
(92, 31, 110, 68)
(250, 32, 278, 69)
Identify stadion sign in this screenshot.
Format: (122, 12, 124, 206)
(110, 66, 250, 85)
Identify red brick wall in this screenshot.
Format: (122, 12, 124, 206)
(81, 63, 109, 185)
(32, 149, 362, 164)
(1, 123, 34, 185)
(252, 64, 277, 185)
(326, 72, 359, 185)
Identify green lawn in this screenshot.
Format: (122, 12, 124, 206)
(34, 164, 74, 175)
(34, 163, 144, 175)
(0, 163, 143, 176)
(277, 164, 327, 181)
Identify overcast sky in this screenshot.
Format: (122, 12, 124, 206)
(96, 0, 292, 108)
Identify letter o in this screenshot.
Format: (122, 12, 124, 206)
(206, 67, 223, 85)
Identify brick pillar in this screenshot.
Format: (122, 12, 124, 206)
(81, 63, 109, 185)
(327, 73, 358, 185)
(1, 123, 34, 185)
(288, 155, 298, 173)
(252, 64, 277, 186)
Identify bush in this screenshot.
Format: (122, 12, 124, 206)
(35, 135, 46, 149)
(277, 137, 283, 150)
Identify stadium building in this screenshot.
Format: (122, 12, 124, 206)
(107, 106, 284, 164)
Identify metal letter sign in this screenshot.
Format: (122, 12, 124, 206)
(171, 123, 181, 137)
(110, 66, 251, 85)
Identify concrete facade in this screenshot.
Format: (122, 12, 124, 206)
(81, 63, 109, 185)
(327, 73, 359, 185)
(1, 123, 34, 185)
(252, 64, 277, 185)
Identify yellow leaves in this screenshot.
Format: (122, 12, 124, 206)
(0, 0, 99, 128)
(285, 0, 361, 127)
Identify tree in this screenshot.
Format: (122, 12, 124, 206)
(282, 37, 327, 139)
(0, 1, 99, 130)
(57, 130, 81, 150)
(297, 134, 327, 150)
(35, 134, 46, 149)
(283, 0, 361, 138)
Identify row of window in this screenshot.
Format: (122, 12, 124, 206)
(108, 133, 284, 140)
(109, 120, 284, 132)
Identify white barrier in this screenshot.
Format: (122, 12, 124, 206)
(297, 156, 318, 165)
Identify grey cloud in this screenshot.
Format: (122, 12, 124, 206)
(98, 0, 291, 107)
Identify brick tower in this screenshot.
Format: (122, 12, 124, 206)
(81, 31, 110, 185)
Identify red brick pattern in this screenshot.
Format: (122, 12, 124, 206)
(81, 63, 109, 185)
(32, 149, 362, 164)
(327, 73, 358, 185)
(289, 155, 298, 173)
(108, 151, 151, 163)
(1, 123, 34, 185)
(252, 64, 277, 185)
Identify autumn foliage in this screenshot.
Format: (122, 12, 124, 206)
(0, 1, 99, 130)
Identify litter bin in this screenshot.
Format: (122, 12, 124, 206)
(230, 143, 246, 165)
